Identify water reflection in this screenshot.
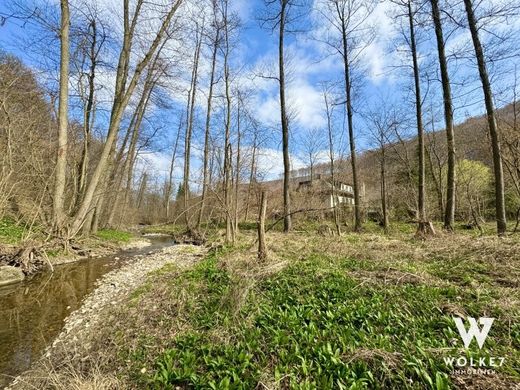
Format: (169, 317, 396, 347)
(0, 237, 174, 388)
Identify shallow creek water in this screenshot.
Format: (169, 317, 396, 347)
(0, 236, 174, 388)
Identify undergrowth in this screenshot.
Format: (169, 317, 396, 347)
(95, 229, 133, 243)
(110, 232, 520, 389)
(0, 217, 29, 244)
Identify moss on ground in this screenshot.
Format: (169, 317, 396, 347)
(0, 217, 31, 244)
(95, 229, 133, 243)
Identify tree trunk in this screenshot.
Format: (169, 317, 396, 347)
(222, 3, 234, 244)
(165, 116, 182, 220)
(426, 145, 444, 220)
(244, 135, 258, 222)
(337, 4, 361, 232)
(77, 19, 98, 205)
(136, 172, 148, 210)
(408, 1, 424, 220)
(197, 21, 220, 228)
(407, 0, 433, 236)
(53, 0, 70, 235)
(325, 92, 341, 236)
(431, 0, 456, 231)
(257, 190, 267, 261)
(103, 112, 137, 228)
(279, 1, 292, 233)
(463, 0, 507, 236)
(234, 104, 241, 235)
(513, 207, 520, 233)
(381, 147, 389, 231)
(70, 0, 181, 237)
(90, 191, 104, 234)
(183, 23, 203, 229)
(106, 44, 164, 228)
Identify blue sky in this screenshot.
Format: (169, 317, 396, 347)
(1, 0, 519, 182)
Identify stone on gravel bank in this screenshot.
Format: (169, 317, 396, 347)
(6, 244, 204, 390)
(121, 239, 152, 250)
(50, 245, 203, 354)
(0, 266, 24, 286)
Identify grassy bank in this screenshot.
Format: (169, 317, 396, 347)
(0, 217, 141, 268)
(95, 229, 133, 244)
(0, 217, 39, 244)
(53, 226, 519, 389)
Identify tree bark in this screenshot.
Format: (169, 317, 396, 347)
(53, 0, 70, 235)
(257, 190, 267, 261)
(222, 1, 234, 243)
(197, 19, 220, 228)
(165, 116, 182, 220)
(183, 22, 203, 229)
(234, 100, 242, 236)
(70, 0, 182, 236)
(381, 143, 389, 231)
(244, 133, 258, 222)
(106, 42, 165, 228)
(77, 19, 99, 205)
(279, 0, 292, 232)
(136, 171, 148, 210)
(336, 2, 361, 232)
(407, 0, 427, 225)
(325, 92, 341, 236)
(431, 0, 456, 231)
(463, 0, 507, 236)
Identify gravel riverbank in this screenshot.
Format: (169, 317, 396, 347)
(50, 238, 152, 266)
(6, 244, 205, 389)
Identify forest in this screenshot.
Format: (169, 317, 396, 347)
(0, 0, 519, 389)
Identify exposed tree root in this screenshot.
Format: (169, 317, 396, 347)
(415, 221, 436, 239)
(173, 229, 207, 246)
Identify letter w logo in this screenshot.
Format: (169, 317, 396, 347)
(453, 317, 494, 349)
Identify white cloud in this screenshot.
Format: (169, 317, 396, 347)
(288, 81, 326, 128)
(255, 147, 306, 180)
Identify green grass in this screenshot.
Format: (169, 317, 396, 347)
(111, 235, 519, 389)
(95, 229, 133, 243)
(0, 217, 28, 244)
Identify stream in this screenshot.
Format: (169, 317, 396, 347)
(0, 236, 175, 388)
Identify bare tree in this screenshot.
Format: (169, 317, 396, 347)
(70, 0, 184, 237)
(463, 0, 507, 235)
(244, 119, 262, 222)
(165, 114, 183, 220)
(234, 91, 244, 236)
(105, 41, 169, 229)
(220, 0, 236, 243)
(405, 0, 434, 236)
(52, 0, 69, 234)
(300, 127, 324, 181)
(323, 90, 341, 235)
(257, 190, 268, 261)
(261, 0, 307, 232)
(499, 72, 520, 232)
(322, 0, 376, 232)
(183, 19, 204, 229)
(425, 110, 447, 220)
(74, 9, 107, 207)
(197, 1, 222, 229)
(365, 96, 400, 232)
(430, 0, 456, 232)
